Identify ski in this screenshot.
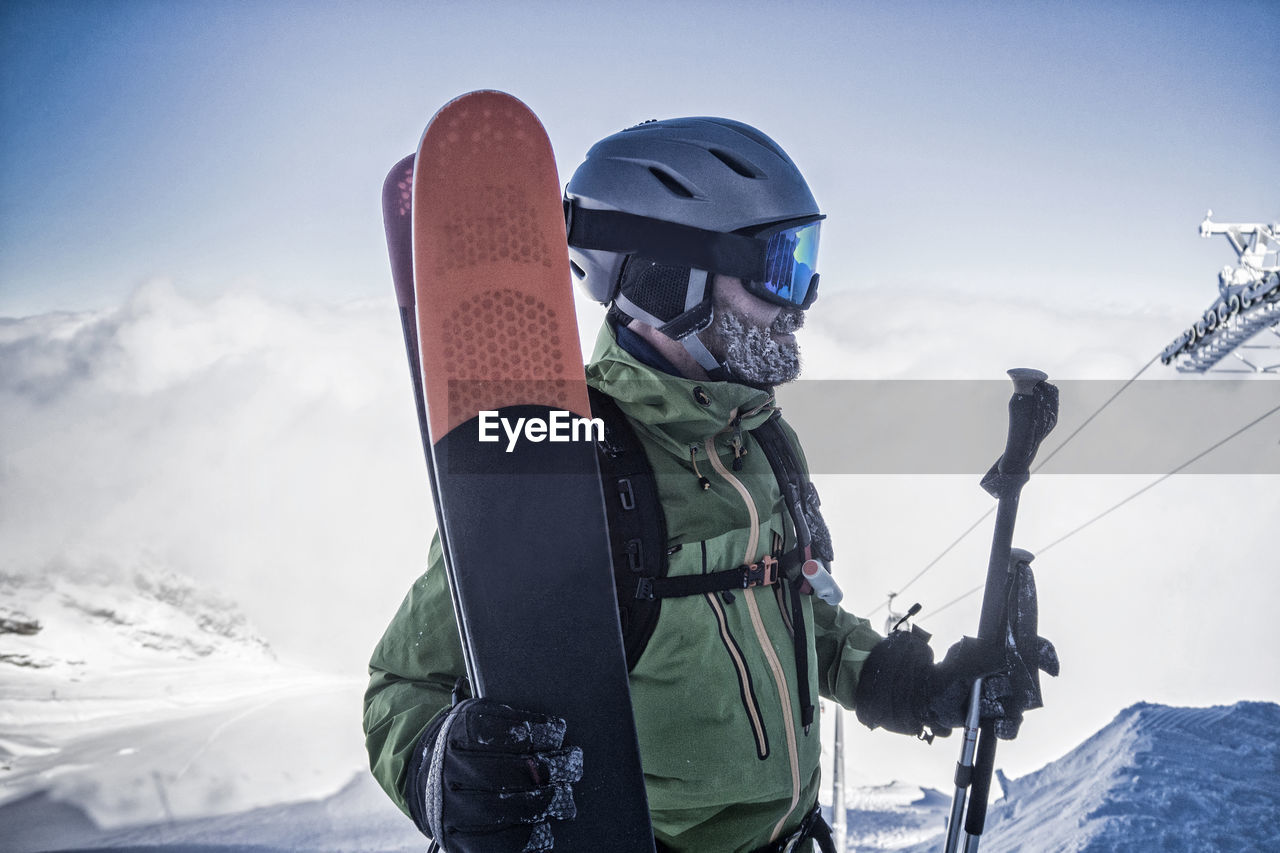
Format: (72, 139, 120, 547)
(385, 91, 654, 851)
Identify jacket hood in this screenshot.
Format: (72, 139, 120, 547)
(585, 324, 777, 457)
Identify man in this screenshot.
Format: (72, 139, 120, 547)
(364, 117, 1008, 852)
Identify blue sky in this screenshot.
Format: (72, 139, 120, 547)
(2, 0, 1276, 317)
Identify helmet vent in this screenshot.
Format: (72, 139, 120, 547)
(569, 260, 586, 280)
(708, 148, 761, 179)
(648, 167, 697, 199)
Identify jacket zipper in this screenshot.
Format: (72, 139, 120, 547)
(702, 435, 803, 843)
(704, 590, 770, 760)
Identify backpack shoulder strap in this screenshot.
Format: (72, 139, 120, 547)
(749, 411, 834, 731)
(750, 413, 834, 563)
(588, 386, 669, 672)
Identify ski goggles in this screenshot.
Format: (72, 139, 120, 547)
(738, 217, 822, 309)
(565, 201, 824, 308)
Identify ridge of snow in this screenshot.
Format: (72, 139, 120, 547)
(0, 565, 274, 680)
(902, 700, 1280, 853)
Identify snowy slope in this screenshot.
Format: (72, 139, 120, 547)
(834, 780, 951, 852)
(0, 567, 392, 852)
(901, 701, 1280, 853)
(1, 773, 427, 853)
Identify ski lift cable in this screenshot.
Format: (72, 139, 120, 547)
(869, 356, 1157, 616)
(925, 400, 1280, 619)
(1032, 399, 1280, 555)
(1028, 354, 1159, 473)
(868, 507, 996, 615)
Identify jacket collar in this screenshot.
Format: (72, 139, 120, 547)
(585, 324, 777, 455)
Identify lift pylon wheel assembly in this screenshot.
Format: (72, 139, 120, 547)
(1161, 211, 1280, 374)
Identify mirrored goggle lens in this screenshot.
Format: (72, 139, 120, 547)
(757, 220, 821, 307)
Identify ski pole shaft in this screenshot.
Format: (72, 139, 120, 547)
(944, 677, 984, 853)
(964, 720, 998, 844)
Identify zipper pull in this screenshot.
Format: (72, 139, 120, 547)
(729, 422, 748, 471)
(690, 446, 711, 491)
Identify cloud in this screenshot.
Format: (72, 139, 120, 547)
(798, 281, 1193, 380)
(1, 281, 433, 672)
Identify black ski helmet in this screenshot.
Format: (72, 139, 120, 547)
(564, 117, 822, 370)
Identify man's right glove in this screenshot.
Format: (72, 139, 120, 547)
(853, 628, 1011, 740)
(408, 698, 584, 852)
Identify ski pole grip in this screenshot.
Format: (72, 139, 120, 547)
(999, 368, 1051, 477)
(977, 370, 1056, 643)
(982, 369, 1058, 501)
(1007, 367, 1047, 396)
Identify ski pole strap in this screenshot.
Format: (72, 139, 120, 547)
(635, 555, 783, 600)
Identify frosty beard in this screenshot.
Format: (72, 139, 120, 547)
(700, 306, 805, 388)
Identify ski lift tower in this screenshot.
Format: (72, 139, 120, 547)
(1160, 211, 1280, 373)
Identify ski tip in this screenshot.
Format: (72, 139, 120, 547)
(383, 152, 415, 189)
(443, 88, 529, 109)
(381, 152, 415, 226)
(418, 90, 547, 151)
(382, 153, 417, 309)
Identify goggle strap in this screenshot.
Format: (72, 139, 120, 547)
(567, 203, 767, 282)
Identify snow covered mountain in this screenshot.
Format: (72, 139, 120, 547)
(0, 567, 374, 852)
(0, 566, 274, 675)
(898, 701, 1280, 853)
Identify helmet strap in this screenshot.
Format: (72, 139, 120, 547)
(613, 267, 714, 340)
(680, 333, 728, 380)
(613, 266, 729, 379)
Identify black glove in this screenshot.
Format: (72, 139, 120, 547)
(853, 628, 1010, 740)
(409, 698, 583, 852)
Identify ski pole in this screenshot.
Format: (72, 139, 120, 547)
(944, 677, 983, 853)
(943, 369, 1058, 853)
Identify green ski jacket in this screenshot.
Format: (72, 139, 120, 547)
(364, 324, 885, 852)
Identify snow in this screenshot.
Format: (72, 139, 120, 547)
(895, 701, 1280, 853)
(0, 567, 418, 852)
(3, 566, 1278, 852)
(831, 781, 952, 851)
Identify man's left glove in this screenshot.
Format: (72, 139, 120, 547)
(409, 698, 583, 852)
(853, 628, 1011, 740)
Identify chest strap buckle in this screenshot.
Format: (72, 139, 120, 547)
(744, 554, 779, 588)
